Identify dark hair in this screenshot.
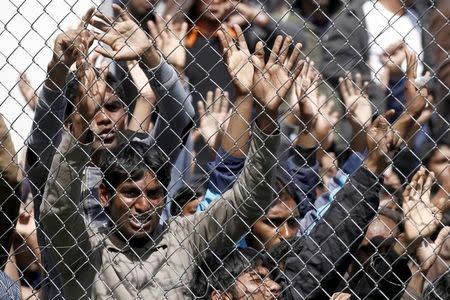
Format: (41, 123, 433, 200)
(170, 181, 206, 216)
(99, 141, 171, 195)
(420, 128, 449, 166)
(190, 247, 265, 299)
(63, 68, 126, 119)
(422, 270, 450, 300)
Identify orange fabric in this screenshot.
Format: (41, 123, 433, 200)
(185, 25, 237, 49)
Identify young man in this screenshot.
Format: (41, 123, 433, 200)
(191, 248, 281, 299)
(41, 7, 304, 299)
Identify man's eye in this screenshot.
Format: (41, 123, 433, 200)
(104, 101, 123, 112)
(147, 189, 165, 199)
(287, 218, 300, 228)
(122, 189, 140, 198)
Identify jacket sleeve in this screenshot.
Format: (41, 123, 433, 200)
(287, 146, 320, 217)
(40, 131, 93, 280)
(281, 167, 381, 300)
(188, 125, 280, 252)
(26, 85, 67, 219)
(0, 114, 21, 268)
(143, 60, 195, 164)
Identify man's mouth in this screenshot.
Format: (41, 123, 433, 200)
(129, 214, 152, 231)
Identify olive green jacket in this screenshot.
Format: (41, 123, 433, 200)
(41, 125, 279, 299)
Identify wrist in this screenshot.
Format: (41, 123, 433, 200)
(363, 152, 387, 176)
(141, 47, 161, 69)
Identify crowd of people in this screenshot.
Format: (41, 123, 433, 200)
(1, 0, 449, 299)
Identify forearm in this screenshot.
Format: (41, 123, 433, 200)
(193, 124, 280, 250)
(27, 86, 67, 169)
(222, 93, 253, 157)
(144, 59, 195, 162)
(40, 131, 92, 276)
(45, 59, 69, 91)
(128, 95, 155, 133)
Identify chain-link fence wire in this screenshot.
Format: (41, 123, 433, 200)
(0, 0, 449, 299)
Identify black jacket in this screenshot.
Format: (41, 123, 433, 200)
(278, 167, 382, 299)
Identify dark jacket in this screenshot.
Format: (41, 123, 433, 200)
(277, 167, 382, 299)
(320, 0, 385, 112)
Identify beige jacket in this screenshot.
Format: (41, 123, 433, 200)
(41, 125, 279, 299)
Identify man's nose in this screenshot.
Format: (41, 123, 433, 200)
(133, 194, 152, 213)
(278, 223, 297, 240)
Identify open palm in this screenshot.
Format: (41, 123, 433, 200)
(90, 5, 151, 61)
(403, 168, 449, 242)
(218, 25, 254, 94)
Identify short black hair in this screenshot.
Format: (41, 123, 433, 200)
(99, 141, 171, 195)
(170, 181, 206, 216)
(63, 68, 126, 119)
(420, 127, 450, 167)
(190, 248, 265, 299)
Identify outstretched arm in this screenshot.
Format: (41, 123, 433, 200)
(190, 27, 304, 252)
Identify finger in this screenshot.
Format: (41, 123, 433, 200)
(253, 41, 265, 69)
(268, 35, 283, 65)
(78, 6, 95, 29)
(345, 72, 355, 96)
(339, 77, 349, 100)
(286, 43, 302, 71)
(112, 3, 131, 21)
(94, 46, 114, 59)
(88, 51, 100, 66)
(179, 22, 188, 42)
(220, 25, 237, 53)
(213, 88, 222, 112)
(278, 36, 292, 65)
(292, 60, 306, 81)
(221, 91, 230, 113)
(206, 90, 214, 109)
(89, 18, 111, 32)
(197, 100, 206, 117)
(233, 24, 248, 51)
(147, 20, 159, 40)
(155, 14, 166, 36)
(355, 73, 363, 91)
(435, 226, 450, 249)
(217, 30, 231, 58)
(93, 11, 114, 26)
(423, 171, 434, 193)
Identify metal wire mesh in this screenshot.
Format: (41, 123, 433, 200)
(0, 0, 449, 299)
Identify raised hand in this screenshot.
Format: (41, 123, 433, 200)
(90, 5, 159, 67)
(404, 49, 431, 119)
(403, 168, 450, 243)
(252, 35, 304, 112)
(17, 72, 38, 111)
(197, 88, 231, 150)
(47, 7, 95, 89)
(364, 109, 401, 175)
(217, 24, 254, 95)
(380, 41, 406, 78)
(339, 73, 372, 128)
(148, 15, 188, 71)
(416, 226, 450, 273)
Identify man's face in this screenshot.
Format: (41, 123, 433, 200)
(90, 88, 128, 150)
(101, 171, 166, 243)
(181, 196, 203, 217)
(196, 0, 234, 22)
(250, 195, 300, 250)
(357, 215, 399, 264)
(233, 265, 281, 300)
(428, 145, 450, 186)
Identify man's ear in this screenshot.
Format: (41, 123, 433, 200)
(98, 183, 111, 207)
(211, 290, 232, 300)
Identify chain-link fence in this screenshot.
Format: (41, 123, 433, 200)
(1, 0, 449, 299)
